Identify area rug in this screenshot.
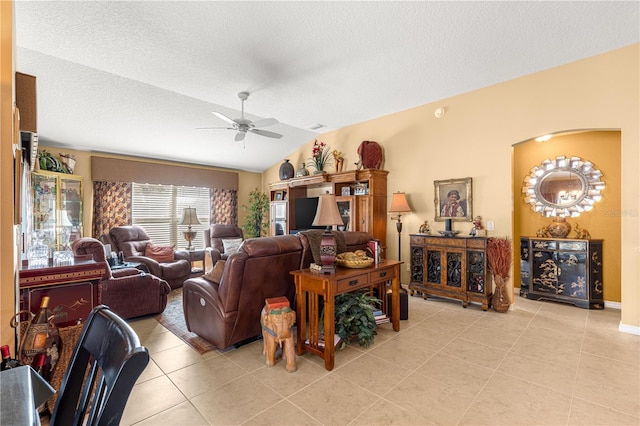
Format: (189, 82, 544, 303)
(154, 289, 218, 354)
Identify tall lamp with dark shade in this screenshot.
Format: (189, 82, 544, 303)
(388, 191, 412, 268)
(179, 207, 201, 250)
(312, 194, 344, 274)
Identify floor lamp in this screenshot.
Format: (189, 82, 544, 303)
(389, 192, 412, 290)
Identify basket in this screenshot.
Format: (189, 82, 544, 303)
(336, 257, 374, 269)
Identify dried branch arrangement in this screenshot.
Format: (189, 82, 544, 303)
(487, 237, 512, 280)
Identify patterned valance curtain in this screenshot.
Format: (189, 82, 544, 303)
(210, 188, 238, 225)
(92, 181, 132, 239)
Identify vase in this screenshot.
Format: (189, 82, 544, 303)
(547, 216, 572, 238)
(491, 275, 510, 313)
(279, 159, 294, 180)
(313, 170, 326, 175)
(296, 163, 310, 177)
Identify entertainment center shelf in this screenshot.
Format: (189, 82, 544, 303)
(269, 169, 388, 249)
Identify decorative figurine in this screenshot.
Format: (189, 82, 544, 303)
(574, 223, 591, 239)
(470, 215, 485, 236)
(355, 140, 383, 170)
(332, 150, 344, 172)
(418, 220, 430, 235)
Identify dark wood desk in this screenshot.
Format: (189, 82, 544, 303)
(291, 259, 401, 370)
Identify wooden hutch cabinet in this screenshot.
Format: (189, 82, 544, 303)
(269, 169, 388, 248)
(268, 183, 306, 236)
(520, 237, 604, 309)
(409, 235, 492, 310)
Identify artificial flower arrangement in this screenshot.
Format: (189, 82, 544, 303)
(307, 139, 332, 172)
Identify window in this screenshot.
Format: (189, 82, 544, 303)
(131, 183, 210, 250)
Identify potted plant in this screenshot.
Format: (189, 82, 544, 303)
(333, 292, 381, 348)
(307, 139, 332, 174)
(241, 188, 270, 238)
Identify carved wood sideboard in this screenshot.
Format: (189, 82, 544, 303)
(409, 235, 492, 310)
(520, 237, 604, 309)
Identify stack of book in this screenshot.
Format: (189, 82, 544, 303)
(304, 334, 342, 348)
(372, 309, 389, 325)
(264, 296, 290, 313)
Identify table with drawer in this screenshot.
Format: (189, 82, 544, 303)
(291, 259, 401, 370)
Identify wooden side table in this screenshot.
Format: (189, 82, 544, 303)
(291, 259, 401, 371)
(188, 249, 205, 275)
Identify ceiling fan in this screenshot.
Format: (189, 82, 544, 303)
(198, 92, 283, 142)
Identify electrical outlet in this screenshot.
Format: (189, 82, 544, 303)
(487, 221, 495, 231)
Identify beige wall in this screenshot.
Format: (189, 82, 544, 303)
(1, 1, 16, 348)
(264, 44, 639, 332)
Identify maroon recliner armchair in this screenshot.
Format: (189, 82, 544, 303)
(204, 224, 244, 264)
(108, 225, 192, 289)
(72, 237, 171, 319)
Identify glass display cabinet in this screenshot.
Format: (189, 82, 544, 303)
(32, 170, 83, 251)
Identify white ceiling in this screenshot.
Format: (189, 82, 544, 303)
(14, 1, 639, 173)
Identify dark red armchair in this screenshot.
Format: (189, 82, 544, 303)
(72, 238, 171, 319)
(108, 225, 192, 289)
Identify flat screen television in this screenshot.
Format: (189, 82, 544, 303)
(293, 197, 324, 232)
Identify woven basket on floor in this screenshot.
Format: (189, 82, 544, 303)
(47, 324, 84, 411)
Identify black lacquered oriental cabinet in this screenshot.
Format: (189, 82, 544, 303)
(520, 237, 604, 309)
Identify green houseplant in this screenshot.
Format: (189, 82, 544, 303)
(333, 292, 381, 348)
(241, 188, 270, 238)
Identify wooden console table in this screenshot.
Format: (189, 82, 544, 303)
(291, 259, 401, 371)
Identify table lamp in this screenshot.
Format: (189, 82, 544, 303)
(388, 192, 412, 265)
(179, 207, 201, 250)
(312, 194, 344, 274)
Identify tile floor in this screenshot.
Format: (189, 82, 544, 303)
(121, 294, 640, 425)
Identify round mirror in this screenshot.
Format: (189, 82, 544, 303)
(522, 155, 605, 217)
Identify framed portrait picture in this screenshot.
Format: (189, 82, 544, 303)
(434, 177, 472, 222)
(274, 191, 284, 201)
(354, 183, 368, 196)
(341, 186, 351, 196)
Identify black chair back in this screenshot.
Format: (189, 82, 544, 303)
(50, 305, 149, 426)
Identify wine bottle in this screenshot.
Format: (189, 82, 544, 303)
(0, 345, 21, 371)
(32, 353, 49, 414)
(31, 296, 51, 350)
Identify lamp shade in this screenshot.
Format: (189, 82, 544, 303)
(389, 192, 411, 214)
(312, 194, 343, 227)
(179, 207, 201, 226)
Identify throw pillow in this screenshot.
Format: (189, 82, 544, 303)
(144, 244, 175, 263)
(222, 238, 243, 255)
(204, 260, 226, 284)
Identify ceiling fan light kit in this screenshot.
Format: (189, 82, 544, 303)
(198, 92, 283, 141)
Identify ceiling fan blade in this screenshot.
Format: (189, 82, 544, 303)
(249, 128, 283, 139)
(235, 131, 246, 142)
(196, 126, 235, 130)
(251, 117, 279, 128)
(212, 111, 238, 125)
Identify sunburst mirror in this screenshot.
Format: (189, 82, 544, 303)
(522, 155, 605, 217)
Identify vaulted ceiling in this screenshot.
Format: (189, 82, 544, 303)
(15, 1, 639, 172)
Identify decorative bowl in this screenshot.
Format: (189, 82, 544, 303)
(336, 257, 374, 269)
(438, 230, 460, 237)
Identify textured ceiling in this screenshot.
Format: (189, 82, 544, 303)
(14, 1, 639, 172)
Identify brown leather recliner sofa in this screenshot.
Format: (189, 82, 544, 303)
(72, 237, 171, 319)
(108, 225, 192, 289)
(182, 230, 373, 350)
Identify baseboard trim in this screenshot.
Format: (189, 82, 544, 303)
(619, 322, 640, 336)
